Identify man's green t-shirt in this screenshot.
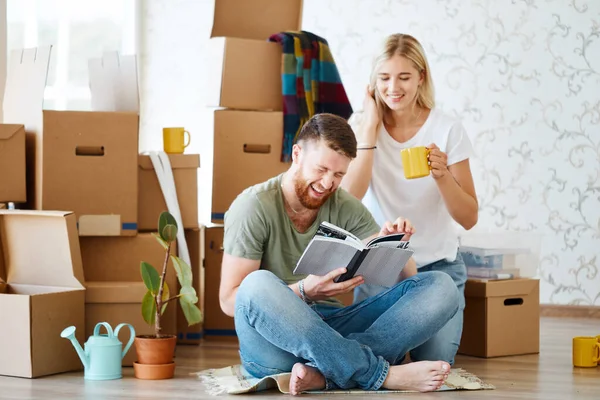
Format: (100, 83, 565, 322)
(223, 173, 381, 297)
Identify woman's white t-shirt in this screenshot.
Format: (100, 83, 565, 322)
(361, 108, 474, 268)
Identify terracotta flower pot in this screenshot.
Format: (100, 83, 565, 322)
(133, 361, 176, 380)
(134, 335, 177, 364)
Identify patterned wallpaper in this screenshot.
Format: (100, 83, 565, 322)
(141, 0, 599, 305)
(301, 0, 600, 305)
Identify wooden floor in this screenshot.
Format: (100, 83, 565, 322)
(1, 317, 599, 399)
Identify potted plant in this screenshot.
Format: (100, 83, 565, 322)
(133, 211, 202, 380)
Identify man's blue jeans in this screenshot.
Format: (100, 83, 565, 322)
(354, 252, 467, 365)
(234, 269, 460, 390)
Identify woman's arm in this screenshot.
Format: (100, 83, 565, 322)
(341, 123, 378, 199)
(429, 147, 478, 229)
(341, 87, 381, 199)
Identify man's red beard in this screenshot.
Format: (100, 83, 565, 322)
(293, 169, 335, 210)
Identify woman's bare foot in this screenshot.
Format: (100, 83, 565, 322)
(382, 360, 450, 392)
(289, 363, 326, 395)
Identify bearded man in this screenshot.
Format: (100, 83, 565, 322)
(218, 113, 459, 395)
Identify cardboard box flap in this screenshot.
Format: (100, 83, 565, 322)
(0, 124, 24, 140)
(138, 154, 200, 170)
(465, 278, 539, 298)
(0, 210, 85, 288)
(210, 0, 303, 40)
(88, 52, 139, 113)
(85, 281, 146, 304)
(3, 47, 51, 131)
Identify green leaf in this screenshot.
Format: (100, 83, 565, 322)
(158, 212, 178, 242)
(171, 255, 193, 287)
(141, 262, 160, 294)
(179, 292, 202, 326)
(161, 282, 170, 315)
(141, 290, 156, 325)
(179, 285, 199, 304)
(152, 232, 169, 250)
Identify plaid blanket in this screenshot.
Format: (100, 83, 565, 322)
(269, 31, 353, 162)
(195, 364, 495, 395)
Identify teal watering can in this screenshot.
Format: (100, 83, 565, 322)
(61, 322, 135, 380)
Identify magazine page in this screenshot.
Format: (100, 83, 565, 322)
(317, 222, 364, 249)
(355, 247, 415, 287)
(366, 233, 406, 248)
(294, 237, 359, 277)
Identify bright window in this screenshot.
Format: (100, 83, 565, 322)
(6, 0, 138, 110)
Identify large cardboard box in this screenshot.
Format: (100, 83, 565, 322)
(202, 224, 237, 340)
(40, 53, 139, 236)
(211, 110, 289, 222)
(177, 228, 203, 344)
(138, 154, 200, 231)
(80, 232, 179, 366)
(206, 0, 303, 111)
(0, 210, 85, 378)
(0, 124, 26, 202)
(458, 278, 540, 358)
(80, 233, 176, 282)
(85, 281, 177, 367)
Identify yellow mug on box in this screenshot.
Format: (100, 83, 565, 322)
(572, 336, 600, 367)
(163, 127, 190, 154)
(401, 146, 430, 179)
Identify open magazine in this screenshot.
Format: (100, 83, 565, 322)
(293, 222, 414, 287)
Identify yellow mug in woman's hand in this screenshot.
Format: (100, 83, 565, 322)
(163, 127, 190, 154)
(401, 146, 431, 179)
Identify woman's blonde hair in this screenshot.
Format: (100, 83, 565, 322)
(369, 34, 435, 120)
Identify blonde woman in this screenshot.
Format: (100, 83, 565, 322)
(342, 34, 478, 366)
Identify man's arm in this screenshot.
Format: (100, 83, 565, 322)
(220, 252, 339, 315)
(219, 254, 260, 317)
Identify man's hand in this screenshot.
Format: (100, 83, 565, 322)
(379, 217, 415, 241)
(302, 268, 364, 301)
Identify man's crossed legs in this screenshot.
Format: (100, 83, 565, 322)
(235, 270, 460, 394)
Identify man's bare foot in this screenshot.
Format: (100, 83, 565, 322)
(289, 363, 326, 395)
(382, 360, 450, 392)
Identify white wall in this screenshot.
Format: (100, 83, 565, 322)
(139, 0, 215, 227)
(140, 0, 600, 306)
(0, 0, 7, 121)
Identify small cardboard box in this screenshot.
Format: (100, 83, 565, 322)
(0, 210, 85, 378)
(40, 53, 139, 236)
(202, 224, 237, 340)
(211, 110, 289, 222)
(0, 124, 26, 203)
(206, 0, 303, 111)
(79, 233, 177, 282)
(138, 154, 200, 231)
(85, 281, 177, 367)
(458, 278, 540, 358)
(177, 228, 203, 344)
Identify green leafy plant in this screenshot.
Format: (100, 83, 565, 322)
(141, 211, 202, 337)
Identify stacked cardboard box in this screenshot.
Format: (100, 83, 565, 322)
(202, 0, 303, 338)
(206, 0, 302, 222)
(3, 48, 203, 365)
(458, 278, 540, 358)
(137, 155, 203, 345)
